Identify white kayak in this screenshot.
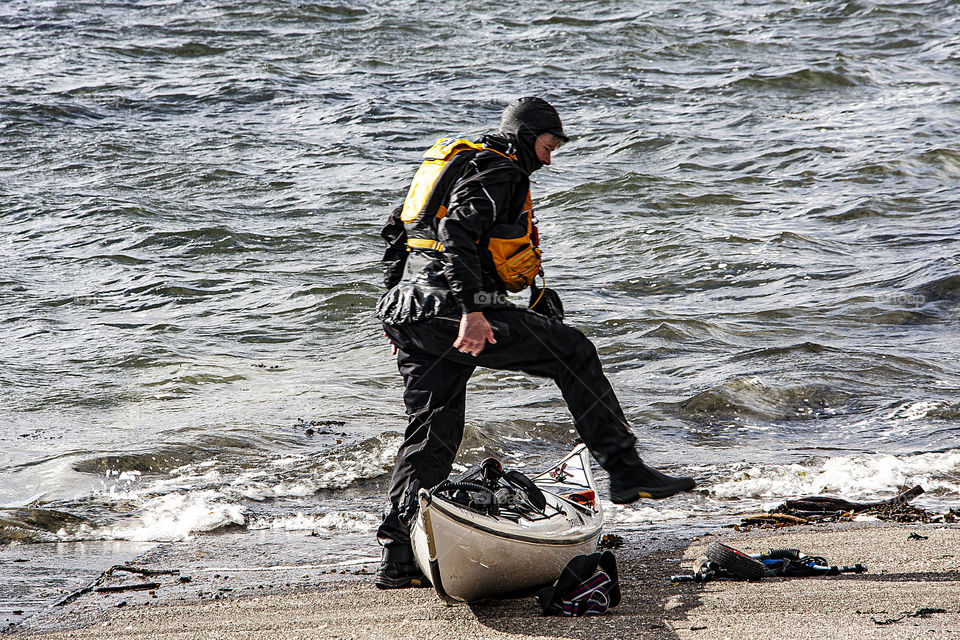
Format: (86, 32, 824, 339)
(410, 444, 604, 603)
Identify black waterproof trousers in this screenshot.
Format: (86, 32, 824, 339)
(377, 306, 638, 557)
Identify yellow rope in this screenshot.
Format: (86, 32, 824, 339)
(528, 272, 546, 309)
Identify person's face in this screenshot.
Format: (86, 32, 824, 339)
(534, 133, 564, 166)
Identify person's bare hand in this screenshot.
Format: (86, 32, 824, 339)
(454, 312, 496, 356)
(383, 332, 397, 356)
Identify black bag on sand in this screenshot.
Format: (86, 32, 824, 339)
(537, 551, 621, 616)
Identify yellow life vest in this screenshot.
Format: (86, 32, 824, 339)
(401, 137, 542, 293)
(401, 137, 481, 225)
(483, 191, 541, 292)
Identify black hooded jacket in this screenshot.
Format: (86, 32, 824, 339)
(376, 139, 529, 324)
(498, 96, 569, 174)
(376, 98, 566, 325)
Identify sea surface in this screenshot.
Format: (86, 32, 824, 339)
(2, 0, 959, 622)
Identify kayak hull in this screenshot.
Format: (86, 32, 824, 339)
(410, 444, 603, 603)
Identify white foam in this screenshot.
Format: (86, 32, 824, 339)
(261, 481, 318, 498)
(97, 490, 245, 542)
(248, 511, 380, 533)
(884, 401, 940, 421)
(99, 465, 223, 500)
(59, 433, 405, 543)
(603, 502, 691, 523)
(306, 432, 401, 491)
(709, 450, 960, 501)
(220, 434, 402, 500)
(96, 431, 402, 506)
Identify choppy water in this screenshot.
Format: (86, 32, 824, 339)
(2, 0, 960, 619)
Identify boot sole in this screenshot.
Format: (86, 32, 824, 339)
(610, 480, 696, 504)
(375, 574, 431, 589)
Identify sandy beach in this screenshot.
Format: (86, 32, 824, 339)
(9, 522, 958, 640)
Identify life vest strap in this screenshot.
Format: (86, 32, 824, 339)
(407, 238, 444, 252)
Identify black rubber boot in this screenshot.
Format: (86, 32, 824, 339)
(375, 546, 431, 590)
(606, 449, 696, 504)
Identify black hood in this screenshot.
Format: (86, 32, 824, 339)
(497, 96, 568, 175)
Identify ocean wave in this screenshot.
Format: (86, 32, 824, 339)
(910, 146, 960, 176)
(1, 100, 107, 125)
(0, 507, 93, 545)
(709, 450, 960, 502)
(913, 274, 960, 304)
(102, 42, 229, 60)
(731, 342, 841, 360)
(36, 433, 401, 542)
(728, 65, 867, 90)
(96, 490, 245, 542)
(277, 432, 402, 492)
(676, 376, 851, 422)
(884, 400, 960, 422)
(73, 434, 265, 476)
(124, 227, 280, 256)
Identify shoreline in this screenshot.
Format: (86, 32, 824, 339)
(9, 521, 959, 639)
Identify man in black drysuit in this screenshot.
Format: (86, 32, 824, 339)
(374, 97, 696, 588)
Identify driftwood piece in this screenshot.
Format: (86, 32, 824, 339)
(784, 485, 924, 513)
(107, 565, 179, 577)
(54, 585, 95, 607)
(95, 582, 161, 594)
(56, 566, 178, 606)
(732, 486, 942, 531)
(740, 512, 810, 525)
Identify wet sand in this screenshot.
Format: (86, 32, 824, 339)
(10, 523, 960, 640)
